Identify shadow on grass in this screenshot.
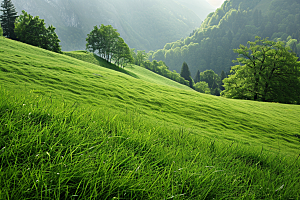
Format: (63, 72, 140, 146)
(92, 54, 139, 78)
(64, 51, 139, 79)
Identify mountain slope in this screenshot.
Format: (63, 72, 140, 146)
(151, 0, 300, 76)
(12, 0, 203, 51)
(175, 0, 216, 20)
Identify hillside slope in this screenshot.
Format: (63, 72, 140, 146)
(64, 51, 192, 91)
(12, 0, 202, 51)
(1, 37, 300, 154)
(1, 38, 300, 199)
(151, 0, 300, 76)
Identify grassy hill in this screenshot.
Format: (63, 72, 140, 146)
(63, 51, 192, 91)
(0, 37, 300, 199)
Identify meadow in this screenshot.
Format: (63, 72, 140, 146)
(0, 37, 300, 199)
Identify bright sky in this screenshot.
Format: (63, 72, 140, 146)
(205, 0, 226, 8)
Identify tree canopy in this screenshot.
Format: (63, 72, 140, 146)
(86, 24, 132, 67)
(194, 81, 211, 94)
(200, 70, 221, 95)
(14, 10, 61, 53)
(222, 36, 300, 104)
(0, 0, 18, 39)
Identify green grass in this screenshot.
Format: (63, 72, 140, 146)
(64, 50, 192, 91)
(63, 51, 138, 78)
(1, 37, 300, 199)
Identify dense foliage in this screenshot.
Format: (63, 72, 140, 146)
(14, 10, 61, 53)
(200, 70, 222, 95)
(86, 25, 133, 67)
(0, 0, 17, 39)
(222, 37, 300, 104)
(194, 81, 211, 94)
(131, 50, 148, 66)
(150, 0, 300, 77)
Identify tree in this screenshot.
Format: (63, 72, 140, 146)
(86, 24, 122, 63)
(130, 48, 137, 64)
(0, 0, 18, 39)
(113, 37, 133, 68)
(220, 70, 227, 90)
(136, 50, 147, 66)
(200, 70, 221, 95)
(14, 11, 61, 53)
(0, 23, 3, 36)
(180, 62, 194, 88)
(194, 70, 200, 83)
(86, 24, 132, 66)
(195, 81, 211, 94)
(222, 36, 300, 104)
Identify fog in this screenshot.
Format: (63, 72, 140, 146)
(12, 0, 218, 51)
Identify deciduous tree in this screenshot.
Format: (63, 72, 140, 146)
(136, 50, 147, 66)
(222, 36, 300, 104)
(195, 81, 211, 94)
(113, 37, 133, 68)
(14, 11, 61, 53)
(200, 70, 221, 95)
(87, 24, 129, 64)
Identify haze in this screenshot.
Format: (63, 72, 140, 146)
(206, 0, 226, 8)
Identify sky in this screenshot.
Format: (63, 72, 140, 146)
(205, 0, 226, 8)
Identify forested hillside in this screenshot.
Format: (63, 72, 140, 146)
(150, 0, 300, 76)
(12, 0, 206, 51)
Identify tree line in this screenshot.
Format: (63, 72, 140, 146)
(129, 49, 228, 93)
(139, 35, 300, 104)
(0, 0, 61, 53)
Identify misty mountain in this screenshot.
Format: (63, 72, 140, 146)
(174, 0, 215, 20)
(12, 0, 213, 51)
(150, 0, 300, 76)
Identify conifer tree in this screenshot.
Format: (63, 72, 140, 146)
(194, 70, 200, 83)
(180, 62, 194, 88)
(0, 0, 18, 39)
(180, 62, 191, 80)
(220, 70, 226, 90)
